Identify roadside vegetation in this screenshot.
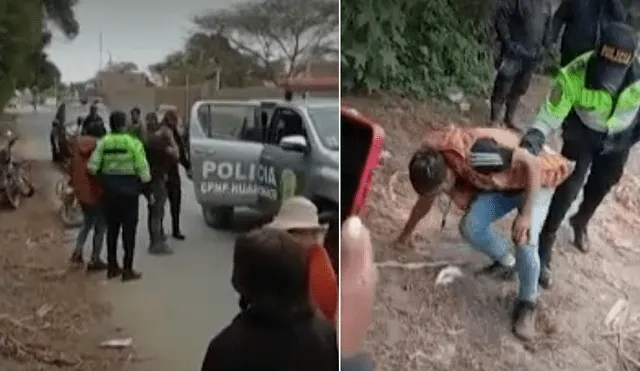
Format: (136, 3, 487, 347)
(0, 0, 79, 108)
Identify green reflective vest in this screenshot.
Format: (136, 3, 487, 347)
(87, 132, 151, 182)
(532, 51, 640, 137)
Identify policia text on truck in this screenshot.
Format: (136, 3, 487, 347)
(518, 22, 640, 289)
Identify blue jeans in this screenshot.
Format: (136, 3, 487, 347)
(459, 188, 553, 302)
(74, 202, 106, 261)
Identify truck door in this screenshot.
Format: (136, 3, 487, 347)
(256, 106, 310, 214)
(189, 100, 263, 208)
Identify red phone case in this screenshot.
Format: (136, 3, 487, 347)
(341, 105, 385, 217)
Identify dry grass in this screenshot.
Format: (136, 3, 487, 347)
(0, 119, 130, 370)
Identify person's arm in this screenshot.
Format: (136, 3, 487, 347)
(520, 72, 576, 154)
(512, 148, 541, 218)
(494, 0, 514, 47)
(308, 245, 338, 325)
(164, 129, 180, 161)
(172, 127, 190, 170)
(87, 138, 105, 175)
(131, 138, 151, 183)
(608, 0, 627, 22)
(550, 0, 571, 46)
(200, 332, 232, 371)
(542, 2, 554, 50)
(396, 195, 436, 243)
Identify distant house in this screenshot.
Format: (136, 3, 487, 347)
(95, 70, 152, 94)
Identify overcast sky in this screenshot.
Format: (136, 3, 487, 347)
(47, 0, 236, 83)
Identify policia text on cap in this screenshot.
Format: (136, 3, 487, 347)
(518, 21, 640, 289)
(87, 111, 151, 282)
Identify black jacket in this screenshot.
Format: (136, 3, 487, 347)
(551, 0, 627, 65)
(495, 0, 554, 62)
(200, 308, 338, 371)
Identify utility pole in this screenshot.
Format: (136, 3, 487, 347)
(99, 31, 103, 72)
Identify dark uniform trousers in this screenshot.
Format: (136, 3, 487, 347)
(147, 177, 168, 245)
(166, 165, 182, 234)
(104, 191, 140, 271)
(538, 113, 630, 267)
(490, 57, 538, 124)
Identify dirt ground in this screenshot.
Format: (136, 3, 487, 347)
(343, 76, 640, 371)
(0, 117, 130, 371)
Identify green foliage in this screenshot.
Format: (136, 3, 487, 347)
(0, 0, 78, 108)
(0, 0, 41, 107)
(341, 0, 498, 97)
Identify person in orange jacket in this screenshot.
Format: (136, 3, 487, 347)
(68, 121, 107, 270)
(265, 196, 338, 324)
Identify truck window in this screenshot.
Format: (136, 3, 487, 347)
(268, 108, 306, 144)
(196, 104, 257, 141)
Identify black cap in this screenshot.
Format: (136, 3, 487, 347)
(109, 111, 127, 132)
(594, 22, 637, 93)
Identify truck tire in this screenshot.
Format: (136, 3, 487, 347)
(202, 206, 233, 229)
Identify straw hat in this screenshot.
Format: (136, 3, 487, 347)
(265, 196, 328, 231)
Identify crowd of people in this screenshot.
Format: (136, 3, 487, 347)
(60, 101, 350, 369)
(396, 0, 640, 341)
(67, 104, 189, 280)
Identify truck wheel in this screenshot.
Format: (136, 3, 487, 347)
(202, 206, 233, 229)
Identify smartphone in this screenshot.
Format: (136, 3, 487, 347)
(340, 106, 385, 224)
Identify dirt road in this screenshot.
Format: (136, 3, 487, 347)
(344, 81, 640, 371)
(9, 109, 241, 370)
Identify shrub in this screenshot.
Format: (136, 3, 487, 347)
(341, 0, 499, 97)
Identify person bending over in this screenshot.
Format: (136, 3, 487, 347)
(395, 126, 573, 340)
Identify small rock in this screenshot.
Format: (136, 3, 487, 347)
(100, 337, 133, 349)
(459, 101, 471, 112)
(446, 88, 464, 103)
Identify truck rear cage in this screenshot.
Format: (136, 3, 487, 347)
(277, 77, 339, 101)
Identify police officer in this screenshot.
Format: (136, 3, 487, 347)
(550, 0, 627, 66)
(87, 111, 151, 281)
(519, 22, 640, 288)
(162, 110, 190, 240)
(491, 0, 553, 129)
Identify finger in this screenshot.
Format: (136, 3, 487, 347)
(341, 217, 372, 276)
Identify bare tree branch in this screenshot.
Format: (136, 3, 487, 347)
(193, 0, 338, 79)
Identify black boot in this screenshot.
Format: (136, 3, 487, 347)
(122, 269, 142, 282)
(538, 232, 556, 289)
(539, 266, 553, 290)
(504, 97, 520, 130)
(489, 101, 503, 124)
(512, 300, 537, 341)
(569, 215, 590, 253)
(476, 261, 515, 281)
(106, 266, 122, 279)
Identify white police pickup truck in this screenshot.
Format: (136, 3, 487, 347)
(187, 83, 339, 229)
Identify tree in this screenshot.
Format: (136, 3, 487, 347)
(43, 0, 80, 39)
(150, 33, 271, 87)
(103, 61, 139, 73)
(0, 1, 41, 106)
(193, 0, 338, 79)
